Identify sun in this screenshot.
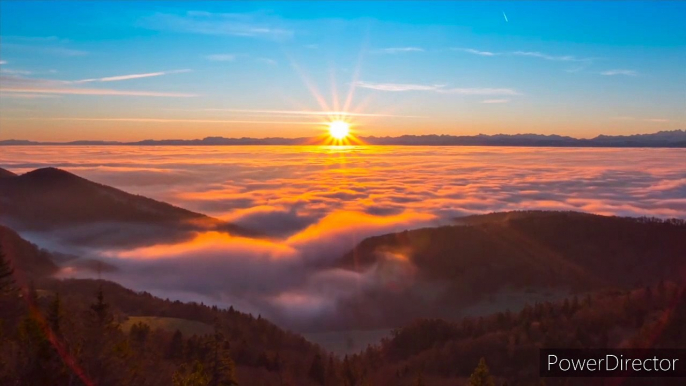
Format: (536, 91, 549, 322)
(328, 121, 350, 140)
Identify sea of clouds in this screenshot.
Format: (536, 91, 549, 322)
(2, 145, 685, 330)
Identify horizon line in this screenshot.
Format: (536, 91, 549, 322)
(0, 129, 684, 147)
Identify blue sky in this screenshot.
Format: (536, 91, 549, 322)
(1, 1, 684, 141)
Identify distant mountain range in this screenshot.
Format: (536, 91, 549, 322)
(2, 130, 685, 147)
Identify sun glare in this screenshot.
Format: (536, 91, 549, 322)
(328, 121, 350, 140)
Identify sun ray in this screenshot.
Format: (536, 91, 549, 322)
(343, 34, 369, 113)
(285, 52, 331, 112)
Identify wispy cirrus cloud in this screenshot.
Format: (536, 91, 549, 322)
(610, 116, 670, 123)
(354, 81, 520, 96)
(199, 108, 424, 118)
(511, 51, 583, 61)
(0, 68, 32, 75)
(141, 11, 293, 40)
(1, 87, 197, 97)
(454, 48, 498, 56)
(0, 76, 196, 97)
(457, 48, 593, 63)
(456, 48, 598, 73)
(601, 69, 638, 76)
(371, 47, 424, 54)
(0, 61, 7, 65)
(350, 81, 441, 92)
(12, 117, 320, 124)
(0, 93, 60, 99)
(72, 69, 191, 83)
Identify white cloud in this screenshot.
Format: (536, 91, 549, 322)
(610, 116, 669, 123)
(456, 49, 597, 71)
(1, 87, 197, 97)
(601, 69, 638, 76)
(456, 48, 498, 56)
(16, 117, 321, 124)
(0, 61, 7, 65)
(481, 99, 510, 104)
(355, 81, 520, 96)
(512, 51, 589, 62)
(354, 81, 444, 92)
(0, 75, 196, 97)
(142, 11, 293, 40)
(72, 69, 191, 83)
(372, 47, 424, 54)
(200, 108, 424, 118)
(0, 68, 32, 75)
(0, 93, 60, 99)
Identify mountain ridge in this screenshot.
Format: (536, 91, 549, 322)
(2, 130, 684, 147)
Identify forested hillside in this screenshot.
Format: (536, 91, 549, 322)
(330, 211, 686, 329)
(338, 283, 686, 385)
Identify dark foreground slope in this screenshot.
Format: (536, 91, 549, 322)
(0, 167, 255, 246)
(330, 211, 686, 330)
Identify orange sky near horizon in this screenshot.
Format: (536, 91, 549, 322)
(1, 113, 679, 142)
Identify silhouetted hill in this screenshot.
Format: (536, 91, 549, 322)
(0, 167, 254, 242)
(2, 130, 684, 147)
(328, 211, 686, 329)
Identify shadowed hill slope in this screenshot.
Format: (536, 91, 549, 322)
(0, 167, 256, 243)
(0, 225, 57, 281)
(329, 211, 686, 329)
(340, 211, 686, 288)
(0, 167, 17, 178)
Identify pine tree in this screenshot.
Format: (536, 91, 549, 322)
(308, 353, 326, 385)
(173, 360, 210, 386)
(130, 321, 151, 345)
(342, 355, 357, 386)
(325, 355, 338, 385)
(0, 245, 15, 295)
(46, 292, 62, 335)
(414, 370, 425, 386)
(168, 329, 185, 360)
(208, 317, 238, 386)
(469, 357, 495, 386)
(90, 285, 114, 328)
